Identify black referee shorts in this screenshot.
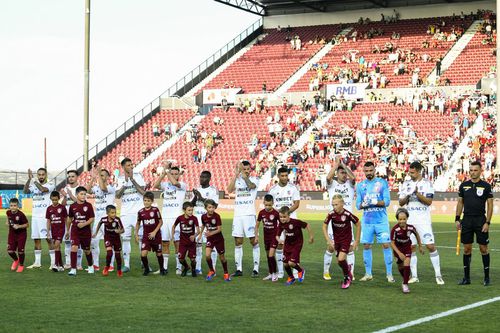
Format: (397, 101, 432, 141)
(461, 216, 489, 245)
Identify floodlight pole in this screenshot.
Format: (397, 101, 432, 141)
(83, 0, 91, 172)
(496, 0, 500, 171)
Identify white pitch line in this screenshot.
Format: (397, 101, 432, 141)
(437, 246, 500, 252)
(371, 296, 500, 333)
(434, 230, 500, 234)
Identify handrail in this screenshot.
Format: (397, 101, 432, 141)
(52, 18, 263, 187)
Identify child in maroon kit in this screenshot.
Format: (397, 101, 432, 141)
(200, 199, 231, 282)
(6, 198, 29, 273)
(391, 208, 424, 294)
(46, 191, 67, 272)
(135, 192, 165, 276)
(93, 205, 124, 277)
(173, 201, 200, 277)
(277, 206, 314, 286)
(66, 186, 95, 276)
(255, 194, 280, 282)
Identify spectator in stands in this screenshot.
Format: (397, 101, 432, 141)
(163, 123, 171, 139)
(262, 82, 267, 92)
(141, 143, 150, 159)
(153, 123, 159, 137)
(192, 145, 199, 163)
(221, 97, 229, 112)
(436, 57, 442, 76)
(171, 122, 178, 135)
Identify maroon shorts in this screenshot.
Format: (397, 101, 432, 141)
(50, 224, 65, 242)
(335, 242, 350, 255)
(283, 243, 303, 264)
(264, 238, 278, 251)
(7, 231, 27, 252)
(104, 237, 122, 251)
(141, 237, 162, 252)
(71, 228, 91, 250)
(178, 242, 196, 260)
(394, 247, 412, 264)
(206, 237, 225, 255)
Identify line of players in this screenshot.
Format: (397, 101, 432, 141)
(6, 157, 445, 291)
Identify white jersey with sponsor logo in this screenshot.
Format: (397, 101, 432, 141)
(234, 176, 259, 217)
(399, 178, 434, 225)
(161, 181, 187, 219)
(63, 185, 78, 214)
(92, 184, 116, 219)
(268, 183, 300, 218)
(30, 182, 55, 218)
(327, 179, 355, 212)
(117, 173, 146, 216)
(194, 185, 219, 217)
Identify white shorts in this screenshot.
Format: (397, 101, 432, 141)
(31, 217, 48, 240)
(120, 214, 139, 240)
(161, 218, 180, 242)
(410, 224, 435, 245)
(327, 223, 355, 245)
(231, 215, 256, 238)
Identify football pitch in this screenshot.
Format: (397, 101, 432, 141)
(0, 211, 497, 333)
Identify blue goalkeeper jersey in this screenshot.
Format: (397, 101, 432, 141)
(356, 177, 390, 225)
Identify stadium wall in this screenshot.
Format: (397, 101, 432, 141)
(263, 0, 495, 28)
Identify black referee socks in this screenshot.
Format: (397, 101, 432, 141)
(482, 254, 490, 279)
(463, 254, 471, 280)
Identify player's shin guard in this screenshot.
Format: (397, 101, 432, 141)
(77, 248, 83, 267)
(64, 241, 71, 265)
(338, 260, 349, 277)
(195, 243, 203, 271)
(91, 239, 100, 268)
(34, 249, 42, 265)
(276, 249, 284, 275)
(106, 250, 113, 267)
(122, 240, 131, 268)
(267, 256, 276, 274)
(115, 253, 122, 270)
(463, 254, 471, 280)
(176, 256, 181, 270)
(71, 251, 77, 269)
(234, 245, 243, 271)
(363, 248, 372, 275)
(324, 250, 333, 273)
(19, 253, 25, 265)
(347, 251, 355, 274)
(482, 253, 490, 279)
(410, 252, 418, 278)
(49, 250, 55, 267)
(211, 250, 218, 270)
(403, 266, 410, 284)
(141, 256, 149, 271)
(221, 259, 228, 274)
(207, 258, 214, 271)
(156, 253, 164, 270)
(8, 252, 18, 261)
(85, 252, 93, 267)
(253, 244, 260, 272)
(163, 253, 169, 270)
(383, 247, 393, 275)
(429, 250, 441, 277)
(56, 250, 62, 267)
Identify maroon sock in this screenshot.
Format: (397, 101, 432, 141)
(271, 256, 277, 274)
(221, 260, 228, 274)
(106, 250, 113, 267)
(157, 254, 164, 270)
(206, 258, 214, 271)
(71, 251, 77, 269)
(403, 266, 410, 284)
(294, 264, 303, 273)
(267, 256, 274, 274)
(398, 266, 405, 278)
(86, 253, 93, 266)
(8, 252, 18, 261)
(19, 253, 25, 265)
(115, 252, 122, 271)
(180, 259, 188, 269)
(190, 260, 196, 272)
(338, 260, 349, 277)
(285, 265, 293, 278)
(141, 256, 149, 270)
(55, 250, 62, 267)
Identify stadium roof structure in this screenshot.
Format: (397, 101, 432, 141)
(214, 0, 489, 16)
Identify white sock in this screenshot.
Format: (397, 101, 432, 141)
(430, 250, 442, 277)
(122, 240, 131, 268)
(347, 251, 355, 274)
(91, 239, 100, 267)
(276, 249, 284, 275)
(196, 244, 203, 271)
(176, 255, 181, 270)
(163, 253, 169, 270)
(77, 248, 83, 267)
(64, 241, 71, 265)
(253, 244, 260, 272)
(324, 250, 333, 273)
(49, 249, 55, 267)
(110, 252, 116, 267)
(235, 245, 243, 271)
(211, 251, 218, 271)
(410, 252, 418, 278)
(34, 249, 42, 265)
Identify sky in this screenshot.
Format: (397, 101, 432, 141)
(0, 0, 257, 172)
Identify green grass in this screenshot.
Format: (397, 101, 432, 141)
(0, 210, 498, 332)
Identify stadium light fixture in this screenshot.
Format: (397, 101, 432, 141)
(213, 0, 267, 16)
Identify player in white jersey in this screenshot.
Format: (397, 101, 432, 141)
(153, 162, 187, 275)
(23, 167, 55, 269)
(227, 161, 260, 277)
(86, 165, 116, 271)
(268, 166, 300, 278)
(398, 161, 444, 285)
(116, 158, 146, 272)
(323, 158, 356, 281)
(60, 170, 84, 270)
(192, 170, 219, 274)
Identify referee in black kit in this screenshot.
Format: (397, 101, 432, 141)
(455, 161, 493, 286)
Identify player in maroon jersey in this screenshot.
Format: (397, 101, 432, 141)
(93, 205, 124, 277)
(66, 187, 95, 276)
(173, 202, 200, 277)
(135, 192, 164, 276)
(277, 206, 314, 285)
(45, 191, 67, 272)
(391, 208, 424, 294)
(323, 195, 361, 289)
(6, 198, 29, 273)
(200, 199, 231, 282)
(255, 194, 280, 282)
